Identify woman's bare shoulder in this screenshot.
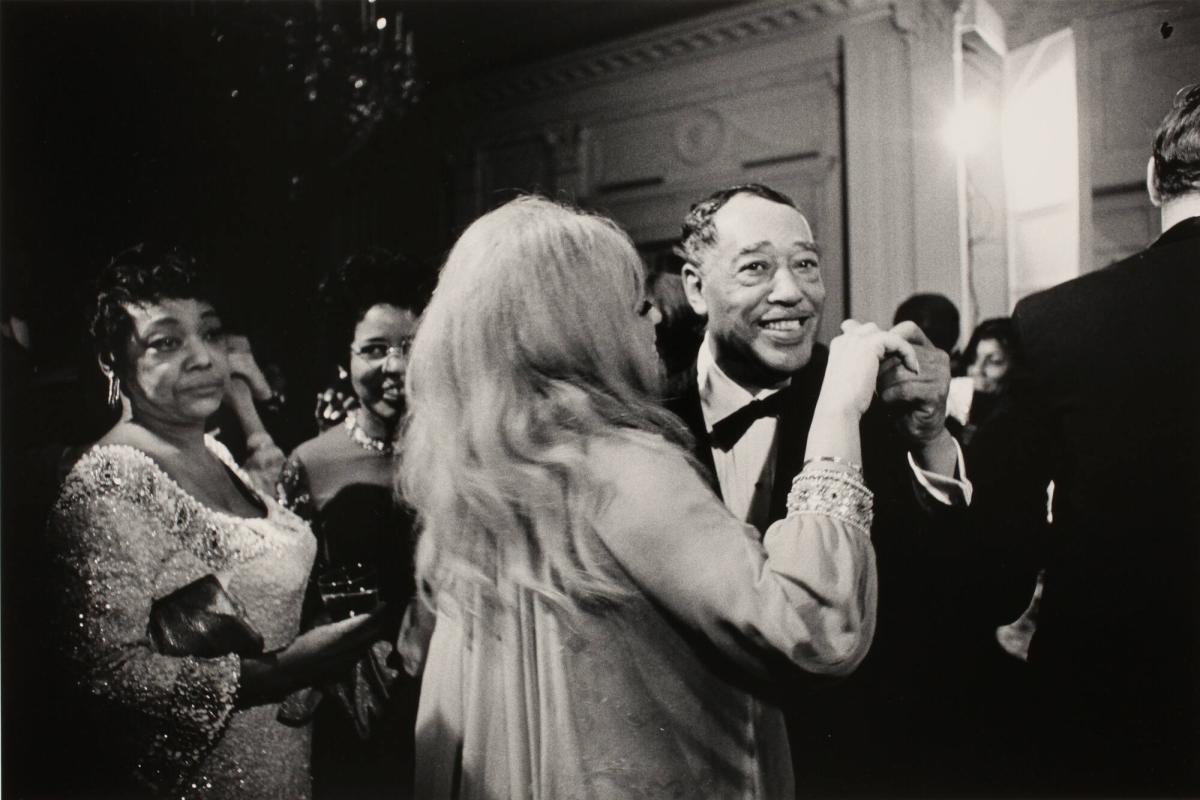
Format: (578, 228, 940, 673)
(95, 422, 167, 456)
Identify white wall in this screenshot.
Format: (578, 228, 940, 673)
(1003, 28, 1081, 308)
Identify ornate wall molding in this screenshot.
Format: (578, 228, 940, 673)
(890, 0, 963, 40)
(672, 109, 727, 166)
(451, 0, 888, 108)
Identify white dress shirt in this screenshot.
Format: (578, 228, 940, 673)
(696, 334, 970, 530)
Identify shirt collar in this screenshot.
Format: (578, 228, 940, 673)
(696, 332, 791, 433)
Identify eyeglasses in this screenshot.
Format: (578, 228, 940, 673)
(349, 338, 413, 363)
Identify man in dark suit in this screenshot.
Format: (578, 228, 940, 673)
(667, 183, 976, 794)
(976, 84, 1200, 795)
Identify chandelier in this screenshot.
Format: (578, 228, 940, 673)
(285, 0, 419, 140)
(212, 0, 422, 192)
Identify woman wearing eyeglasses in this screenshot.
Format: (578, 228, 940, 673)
(278, 251, 426, 800)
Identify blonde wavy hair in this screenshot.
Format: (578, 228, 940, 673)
(400, 196, 692, 605)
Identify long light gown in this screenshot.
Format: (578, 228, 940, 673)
(414, 434, 878, 799)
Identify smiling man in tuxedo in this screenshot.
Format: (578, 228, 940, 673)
(668, 183, 973, 795)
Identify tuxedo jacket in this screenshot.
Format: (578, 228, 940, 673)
(666, 344, 926, 538)
(665, 342, 980, 789)
(978, 216, 1200, 781)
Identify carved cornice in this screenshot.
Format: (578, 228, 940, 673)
(890, 0, 964, 38)
(450, 0, 889, 109)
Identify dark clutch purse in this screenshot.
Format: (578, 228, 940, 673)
(148, 574, 264, 658)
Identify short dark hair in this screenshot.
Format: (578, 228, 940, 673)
(674, 183, 799, 267)
(1153, 83, 1200, 202)
(893, 293, 961, 354)
(318, 249, 427, 363)
(962, 317, 1017, 370)
(89, 243, 220, 369)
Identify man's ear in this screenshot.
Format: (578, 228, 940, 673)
(680, 262, 708, 317)
(1147, 155, 1162, 207)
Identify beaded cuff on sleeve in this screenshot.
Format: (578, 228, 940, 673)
(785, 467, 874, 535)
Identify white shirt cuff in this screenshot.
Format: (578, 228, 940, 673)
(907, 437, 972, 506)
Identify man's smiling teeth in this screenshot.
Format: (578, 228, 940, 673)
(762, 319, 803, 331)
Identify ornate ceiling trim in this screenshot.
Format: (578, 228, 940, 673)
(451, 0, 890, 108)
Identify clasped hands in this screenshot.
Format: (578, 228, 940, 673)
(825, 320, 956, 476)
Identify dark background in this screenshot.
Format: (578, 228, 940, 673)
(1, 0, 735, 419)
(1, 3, 736, 795)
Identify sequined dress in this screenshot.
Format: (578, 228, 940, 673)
(47, 436, 317, 799)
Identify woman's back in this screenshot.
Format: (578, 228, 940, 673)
(405, 197, 883, 799)
(416, 434, 874, 799)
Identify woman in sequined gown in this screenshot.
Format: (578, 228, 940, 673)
(279, 251, 425, 800)
(46, 245, 395, 799)
(400, 198, 915, 799)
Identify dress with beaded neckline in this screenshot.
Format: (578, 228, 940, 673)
(47, 435, 317, 799)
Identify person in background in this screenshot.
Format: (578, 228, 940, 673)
(402, 195, 905, 798)
(893, 293, 971, 429)
(971, 83, 1200, 795)
(951, 316, 1020, 443)
(278, 250, 425, 800)
(644, 266, 704, 396)
(892, 292, 961, 358)
(46, 243, 394, 799)
(955, 317, 1047, 656)
(211, 332, 289, 494)
(963, 318, 1013, 393)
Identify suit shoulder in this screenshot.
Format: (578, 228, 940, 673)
(1015, 264, 1107, 319)
(1012, 230, 1200, 325)
(1013, 248, 1157, 345)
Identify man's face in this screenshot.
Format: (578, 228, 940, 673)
(682, 193, 825, 392)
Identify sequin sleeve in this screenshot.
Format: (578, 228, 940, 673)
(47, 450, 241, 795)
(276, 453, 314, 521)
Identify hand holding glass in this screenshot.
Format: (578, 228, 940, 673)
(318, 563, 379, 620)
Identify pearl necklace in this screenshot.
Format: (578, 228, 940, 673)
(344, 414, 394, 456)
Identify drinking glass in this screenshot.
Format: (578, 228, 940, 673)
(318, 562, 379, 620)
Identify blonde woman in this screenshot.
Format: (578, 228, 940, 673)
(401, 197, 918, 799)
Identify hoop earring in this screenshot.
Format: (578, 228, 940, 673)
(106, 373, 121, 409)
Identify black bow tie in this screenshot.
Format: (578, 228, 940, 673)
(709, 390, 789, 451)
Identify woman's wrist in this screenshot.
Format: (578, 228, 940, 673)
(235, 652, 281, 708)
(805, 401, 863, 467)
(802, 455, 864, 478)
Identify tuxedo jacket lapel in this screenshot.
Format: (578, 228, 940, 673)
(666, 346, 831, 520)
